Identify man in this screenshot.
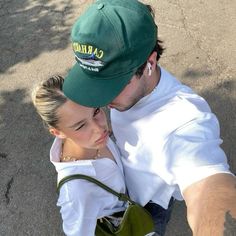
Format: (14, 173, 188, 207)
(62, 0, 236, 235)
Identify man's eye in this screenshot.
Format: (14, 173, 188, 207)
(94, 108, 101, 116)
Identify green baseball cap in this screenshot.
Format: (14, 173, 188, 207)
(63, 0, 157, 107)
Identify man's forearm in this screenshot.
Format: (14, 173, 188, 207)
(183, 173, 236, 236)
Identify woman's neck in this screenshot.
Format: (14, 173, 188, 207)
(61, 138, 99, 162)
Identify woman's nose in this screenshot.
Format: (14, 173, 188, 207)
(92, 120, 103, 132)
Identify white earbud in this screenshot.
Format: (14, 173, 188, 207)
(147, 62, 152, 76)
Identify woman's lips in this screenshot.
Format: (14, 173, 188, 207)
(95, 130, 109, 143)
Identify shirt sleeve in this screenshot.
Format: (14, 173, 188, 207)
(57, 180, 101, 236)
(163, 112, 232, 193)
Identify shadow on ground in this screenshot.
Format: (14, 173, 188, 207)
(0, 0, 73, 74)
(0, 88, 63, 235)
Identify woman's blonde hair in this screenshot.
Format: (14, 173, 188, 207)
(32, 75, 68, 128)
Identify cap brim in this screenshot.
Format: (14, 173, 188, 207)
(63, 63, 133, 107)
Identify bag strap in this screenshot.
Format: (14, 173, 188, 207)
(57, 174, 135, 204)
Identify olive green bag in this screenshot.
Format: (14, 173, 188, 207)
(57, 174, 155, 236)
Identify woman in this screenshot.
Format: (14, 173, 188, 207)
(32, 75, 127, 236)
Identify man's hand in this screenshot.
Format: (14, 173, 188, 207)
(183, 173, 236, 236)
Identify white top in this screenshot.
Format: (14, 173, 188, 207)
(111, 67, 231, 209)
(50, 137, 126, 236)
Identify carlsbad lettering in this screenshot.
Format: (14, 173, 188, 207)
(73, 43, 104, 59)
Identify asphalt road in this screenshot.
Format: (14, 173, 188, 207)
(0, 0, 235, 235)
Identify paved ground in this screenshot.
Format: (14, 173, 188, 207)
(0, 0, 235, 235)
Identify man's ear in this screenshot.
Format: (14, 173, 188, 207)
(49, 128, 66, 139)
(147, 51, 157, 67)
(144, 51, 157, 77)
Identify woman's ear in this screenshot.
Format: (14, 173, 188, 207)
(49, 127, 66, 139)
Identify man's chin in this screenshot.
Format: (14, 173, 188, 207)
(109, 104, 134, 112)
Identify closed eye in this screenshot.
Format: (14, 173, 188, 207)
(75, 123, 85, 131)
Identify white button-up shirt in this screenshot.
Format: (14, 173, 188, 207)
(50, 137, 126, 236)
(111, 67, 231, 209)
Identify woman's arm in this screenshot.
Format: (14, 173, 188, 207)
(59, 199, 97, 236)
(57, 182, 100, 236)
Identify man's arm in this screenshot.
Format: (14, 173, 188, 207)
(183, 173, 236, 236)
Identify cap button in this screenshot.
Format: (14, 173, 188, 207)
(97, 3, 104, 10)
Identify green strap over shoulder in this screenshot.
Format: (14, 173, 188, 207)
(57, 174, 135, 204)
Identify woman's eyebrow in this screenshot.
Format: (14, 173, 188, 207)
(67, 108, 96, 128)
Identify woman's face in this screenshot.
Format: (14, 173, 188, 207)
(54, 99, 109, 150)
